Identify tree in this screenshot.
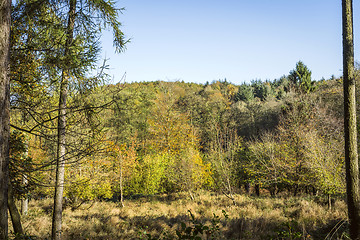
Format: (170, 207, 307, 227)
(251, 80, 274, 101)
(208, 126, 242, 203)
(51, 0, 76, 238)
(30, 0, 127, 238)
(289, 61, 316, 93)
(245, 97, 344, 198)
(0, 0, 11, 236)
(103, 140, 138, 207)
(342, 0, 360, 238)
(235, 83, 254, 102)
(8, 130, 33, 236)
(146, 89, 212, 195)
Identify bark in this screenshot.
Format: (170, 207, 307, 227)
(51, 0, 76, 239)
(21, 147, 28, 215)
(8, 182, 24, 237)
(0, 0, 10, 236)
(269, 184, 277, 197)
(312, 187, 318, 196)
(244, 183, 250, 194)
(119, 156, 124, 208)
(51, 77, 68, 239)
(293, 184, 298, 197)
(255, 184, 260, 197)
(21, 175, 28, 215)
(342, 0, 360, 239)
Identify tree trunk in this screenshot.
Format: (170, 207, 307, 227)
(342, 0, 360, 239)
(8, 182, 23, 237)
(21, 147, 28, 215)
(0, 0, 11, 236)
(269, 184, 277, 197)
(51, 77, 68, 240)
(21, 175, 28, 215)
(312, 187, 318, 196)
(293, 184, 298, 197)
(119, 157, 124, 208)
(51, 0, 76, 239)
(255, 184, 260, 197)
(244, 183, 250, 194)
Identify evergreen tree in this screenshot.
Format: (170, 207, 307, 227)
(235, 83, 254, 102)
(289, 61, 316, 93)
(49, 0, 127, 237)
(10, 0, 127, 238)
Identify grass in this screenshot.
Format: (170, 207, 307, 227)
(17, 191, 348, 239)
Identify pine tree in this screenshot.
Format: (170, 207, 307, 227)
(288, 61, 316, 93)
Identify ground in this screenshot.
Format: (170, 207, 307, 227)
(16, 191, 348, 239)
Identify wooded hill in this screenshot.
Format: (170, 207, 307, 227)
(10, 61, 349, 207)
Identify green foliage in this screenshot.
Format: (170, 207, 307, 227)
(18, 78, 347, 200)
(288, 61, 317, 94)
(252, 80, 274, 101)
(65, 173, 113, 204)
(244, 97, 345, 196)
(132, 150, 212, 195)
(140, 153, 170, 194)
(9, 130, 33, 198)
(235, 83, 254, 102)
(10, 55, 350, 202)
(108, 83, 155, 144)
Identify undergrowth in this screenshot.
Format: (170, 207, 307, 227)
(16, 191, 349, 239)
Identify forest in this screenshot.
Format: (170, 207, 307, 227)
(9, 63, 355, 239)
(0, 0, 359, 239)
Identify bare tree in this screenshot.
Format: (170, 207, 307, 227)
(342, 0, 360, 239)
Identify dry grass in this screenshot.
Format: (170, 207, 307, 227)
(19, 191, 348, 239)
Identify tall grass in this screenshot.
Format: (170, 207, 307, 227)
(18, 191, 348, 239)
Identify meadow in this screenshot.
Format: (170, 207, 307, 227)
(17, 191, 348, 240)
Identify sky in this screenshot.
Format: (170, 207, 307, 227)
(100, 0, 360, 85)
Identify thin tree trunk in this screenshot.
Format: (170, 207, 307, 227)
(0, 0, 11, 236)
(226, 177, 236, 205)
(312, 187, 318, 196)
(255, 184, 260, 197)
(8, 182, 24, 237)
(51, 0, 76, 239)
(21, 147, 28, 215)
(269, 184, 277, 197)
(342, 0, 360, 239)
(244, 183, 250, 194)
(51, 60, 68, 240)
(21, 175, 28, 215)
(119, 156, 124, 208)
(293, 184, 298, 197)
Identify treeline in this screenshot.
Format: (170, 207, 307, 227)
(11, 60, 349, 209)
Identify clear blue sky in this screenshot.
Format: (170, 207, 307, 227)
(100, 0, 360, 84)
